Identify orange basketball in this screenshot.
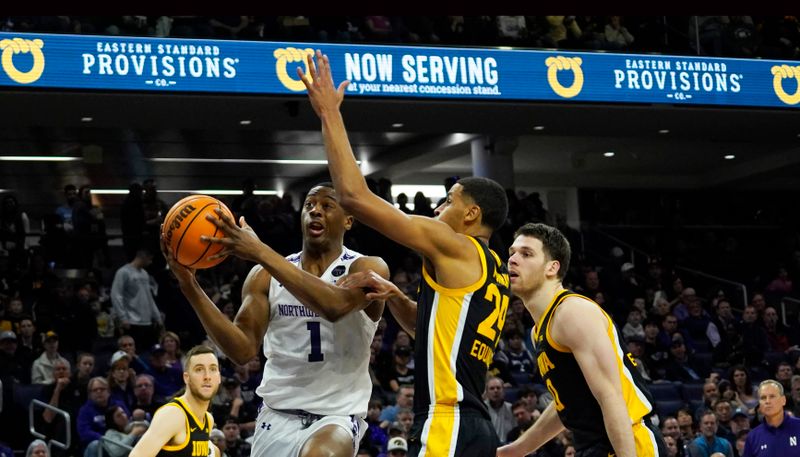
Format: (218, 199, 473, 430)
(161, 195, 235, 269)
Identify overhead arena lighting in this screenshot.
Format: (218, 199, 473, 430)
(0, 156, 83, 161)
(92, 189, 279, 195)
(148, 158, 361, 165)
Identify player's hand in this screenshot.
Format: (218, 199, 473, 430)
(160, 228, 196, 284)
(203, 209, 265, 264)
(338, 270, 402, 301)
(298, 49, 350, 117)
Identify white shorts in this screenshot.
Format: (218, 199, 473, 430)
(250, 405, 367, 457)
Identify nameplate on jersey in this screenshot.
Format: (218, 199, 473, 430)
(276, 304, 320, 318)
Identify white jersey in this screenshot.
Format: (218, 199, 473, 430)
(256, 247, 377, 418)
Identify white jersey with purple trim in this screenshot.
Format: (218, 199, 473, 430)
(256, 246, 377, 417)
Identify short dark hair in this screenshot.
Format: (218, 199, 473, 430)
(513, 223, 571, 280)
(183, 345, 216, 370)
(457, 177, 508, 231)
(308, 182, 334, 194)
(511, 399, 528, 411)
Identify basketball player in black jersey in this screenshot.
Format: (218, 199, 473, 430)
(497, 223, 667, 457)
(299, 51, 511, 457)
(129, 345, 221, 457)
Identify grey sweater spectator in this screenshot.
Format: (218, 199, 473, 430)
(484, 377, 516, 444)
(110, 250, 162, 349)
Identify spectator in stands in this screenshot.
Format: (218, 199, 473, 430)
(211, 376, 244, 427)
(604, 16, 635, 50)
(0, 194, 30, 266)
(0, 329, 24, 383)
(749, 294, 767, 318)
(379, 384, 413, 424)
(364, 398, 388, 454)
(712, 299, 738, 334)
(111, 249, 163, 351)
(25, 440, 48, 457)
(729, 366, 758, 412)
(484, 376, 516, 443)
(626, 335, 652, 382)
(765, 267, 793, 295)
(729, 407, 750, 436)
(116, 335, 147, 374)
(395, 408, 414, 435)
(700, 381, 721, 412)
(209, 429, 228, 457)
(72, 353, 95, 405)
(31, 331, 70, 385)
(762, 306, 793, 352)
(660, 417, 685, 457)
(652, 295, 673, 319)
(55, 184, 78, 233)
(381, 345, 415, 394)
(642, 318, 667, 378)
(683, 300, 721, 351)
(77, 377, 128, 451)
(775, 361, 794, 393)
(677, 408, 697, 443)
(517, 385, 540, 414)
(739, 306, 769, 365)
(141, 343, 182, 403)
(790, 375, 800, 417)
(543, 16, 582, 48)
(687, 410, 733, 457)
(101, 404, 147, 457)
(159, 331, 183, 370)
(712, 399, 737, 444)
(622, 308, 646, 340)
(130, 374, 160, 421)
(496, 16, 528, 44)
(505, 399, 535, 444)
(673, 288, 699, 322)
(108, 351, 136, 412)
(498, 327, 535, 379)
(222, 420, 250, 457)
(665, 334, 704, 382)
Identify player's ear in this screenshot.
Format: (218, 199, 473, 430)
(343, 215, 354, 231)
(464, 204, 481, 224)
(546, 260, 561, 278)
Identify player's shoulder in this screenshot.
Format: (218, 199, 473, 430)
(153, 400, 185, 420)
(553, 294, 606, 327)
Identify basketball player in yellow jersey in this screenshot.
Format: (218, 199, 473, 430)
(129, 345, 221, 457)
(497, 223, 667, 457)
(299, 51, 511, 457)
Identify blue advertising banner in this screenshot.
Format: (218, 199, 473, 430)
(1, 32, 799, 108)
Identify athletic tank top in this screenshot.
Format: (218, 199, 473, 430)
(414, 236, 511, 419)
(156, 398, 212, 457)
(256, 247, 377, 417)
(535, 290, 655, 450)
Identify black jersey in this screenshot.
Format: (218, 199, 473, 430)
(156, 398, 212, 457)
(411, 236, 510, 456)
(535, 290, 656, 452)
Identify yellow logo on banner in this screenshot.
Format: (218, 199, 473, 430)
(771, 64, 800, 105)
(0, 37, 45, 84)
(274, 47, 314, 91)
(545, 56, 583, 98)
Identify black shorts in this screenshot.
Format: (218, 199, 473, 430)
(575, 418, 668, 457)
(407, 411, 499, 457)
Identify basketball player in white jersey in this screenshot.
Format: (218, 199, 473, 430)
(161, 183, 390, 457)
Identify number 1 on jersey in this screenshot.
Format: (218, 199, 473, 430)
(306, 321, 324, 362)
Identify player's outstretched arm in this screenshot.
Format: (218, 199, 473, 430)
(552, 298, 637, 457)
(204, 210, 390, 322)
(339, 270, 417, 337)
(498, 402, 565, 457)
(298, 50, 473, 264)
(162, 235, 269, 365)
(129, 404, 185, 457)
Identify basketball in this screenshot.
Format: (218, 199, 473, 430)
(161, 195, 235, 269)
